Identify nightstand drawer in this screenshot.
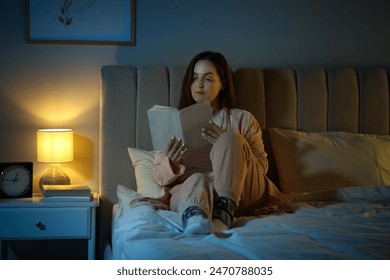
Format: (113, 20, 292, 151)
(0, 208, 90, 239)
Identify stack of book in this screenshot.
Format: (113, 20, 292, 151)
(40, 184, 91, 201)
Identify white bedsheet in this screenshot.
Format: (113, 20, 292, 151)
(111, 186, 390, 260)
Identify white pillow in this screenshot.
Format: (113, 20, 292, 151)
(127, 147, 162, 198)
(269, 128, 390, 194)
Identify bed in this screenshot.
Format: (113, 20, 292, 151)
(99, 65, 390, 260)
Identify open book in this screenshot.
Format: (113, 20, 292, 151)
(147, 101, 212, 150)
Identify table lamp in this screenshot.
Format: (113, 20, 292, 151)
(37, 129, 74, 187)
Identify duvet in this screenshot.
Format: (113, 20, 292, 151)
(110, 185, 390, 260)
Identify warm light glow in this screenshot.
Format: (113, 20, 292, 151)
(37, 129, 74, 163)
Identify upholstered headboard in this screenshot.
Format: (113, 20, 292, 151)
(100, 65, 390, 202)
(98, 65, 390, 257)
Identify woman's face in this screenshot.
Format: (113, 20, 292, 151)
(191, 60, 224, 108)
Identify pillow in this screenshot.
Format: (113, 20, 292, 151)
(127, 147, 162, 198)
(269, 128, 390, 194)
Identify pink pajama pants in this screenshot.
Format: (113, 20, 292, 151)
(169, 131, 268, 219)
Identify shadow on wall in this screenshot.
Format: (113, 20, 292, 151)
(0, 93, 37, 162)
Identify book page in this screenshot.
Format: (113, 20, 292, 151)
(179, 102, 212, 148)
(147, 107, 181, 150)
(150, 105, 179, 111)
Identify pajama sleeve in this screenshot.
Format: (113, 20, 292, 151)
(152, 151, 186, 187)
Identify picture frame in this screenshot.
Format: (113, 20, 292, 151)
(26, 0, 136, 46)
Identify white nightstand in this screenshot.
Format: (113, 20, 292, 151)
(0, 193, 99, 260)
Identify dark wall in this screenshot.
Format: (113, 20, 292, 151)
(0, 0, 389, 194)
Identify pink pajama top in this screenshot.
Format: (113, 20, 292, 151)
(152, 108, 294, 214)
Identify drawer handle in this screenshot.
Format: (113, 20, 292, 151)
(36, 221, 46, 231)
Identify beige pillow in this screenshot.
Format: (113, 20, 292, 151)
(127, 147, 162, 198)
(269, 128, 390, 193)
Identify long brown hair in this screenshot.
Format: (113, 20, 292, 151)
(178, 51, 236, 111)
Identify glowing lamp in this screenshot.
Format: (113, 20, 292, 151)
(37, 129, 73, 187)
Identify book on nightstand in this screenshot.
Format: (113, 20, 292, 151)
(40, 184, 92, 201)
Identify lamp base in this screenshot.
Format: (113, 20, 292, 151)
(39, 163, 71, 187)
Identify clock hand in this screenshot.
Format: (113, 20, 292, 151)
(3, 178, 20, 183)
(14, 172, 21, 183)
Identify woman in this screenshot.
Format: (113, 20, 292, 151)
(141, 51, 293, 234)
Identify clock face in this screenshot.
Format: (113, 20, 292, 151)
(0, 165, 32, 197)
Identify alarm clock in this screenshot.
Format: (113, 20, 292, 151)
(0, 162, 33, 198)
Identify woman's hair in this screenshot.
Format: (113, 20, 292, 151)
(178, 51, 236, 110)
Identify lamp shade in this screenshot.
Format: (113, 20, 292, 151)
(37, 129, 74, 163)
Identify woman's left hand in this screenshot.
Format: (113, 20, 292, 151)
(202, 120, 225, 144)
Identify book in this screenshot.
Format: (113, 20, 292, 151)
(147, 101, 213, 150)
(40, 184, 91, 197)
(43, 195, 91, 202)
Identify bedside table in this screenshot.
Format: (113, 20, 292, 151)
(0, 193, 99, 260)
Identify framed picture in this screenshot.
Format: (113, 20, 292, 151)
(26, 0, 136, 46)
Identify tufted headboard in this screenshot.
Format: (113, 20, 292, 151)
(98, 65, 390, 257)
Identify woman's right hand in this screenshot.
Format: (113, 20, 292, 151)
(165, 137, 188, 171)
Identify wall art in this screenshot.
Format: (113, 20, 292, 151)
(27, 0, 136, 45)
